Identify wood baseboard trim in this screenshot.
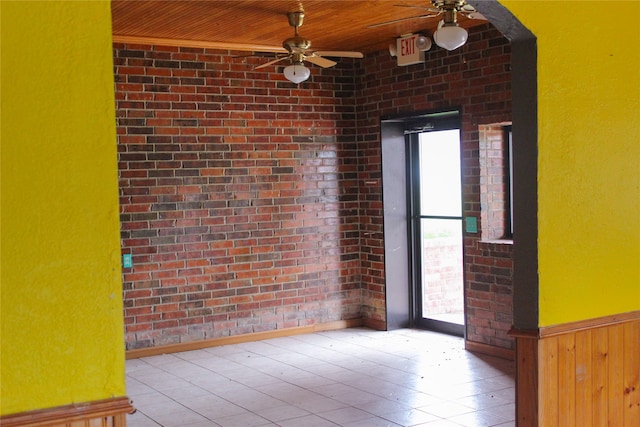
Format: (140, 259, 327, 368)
(315, 318, 364, 331)
(126, 318, 364, 359)
(0, 396, 133, 427)
(465, 340, 515, 361)
(362, 317, 387, 331)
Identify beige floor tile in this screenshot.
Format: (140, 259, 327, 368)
(126, 328, 515, 427)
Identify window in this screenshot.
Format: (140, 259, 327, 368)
(479, 123, 513, 241)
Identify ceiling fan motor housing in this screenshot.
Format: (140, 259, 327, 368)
(289, 52, 305, 65)
(431, 0, 467, 10)
(283, 36, 311, 53)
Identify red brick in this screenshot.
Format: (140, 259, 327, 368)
(116, 26, 513, 351)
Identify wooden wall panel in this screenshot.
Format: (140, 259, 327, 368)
(535, 312, 640, 427)
(557, 333, 575, 427)
(608, 324, 624, 426)
(574, 329, 593, 427)
(539, 336, 558, 426)
(623, 322, 640, 427)
(591, 327, 609, 425)
(511, 329, 538, 426)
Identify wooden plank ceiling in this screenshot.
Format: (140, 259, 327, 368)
(111, 0, 490, 55)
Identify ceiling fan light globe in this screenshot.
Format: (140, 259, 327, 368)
(434, 25, 468, 51)
(283, 63, 310, 83)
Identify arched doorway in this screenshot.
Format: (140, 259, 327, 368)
(469, 2, 538, 424)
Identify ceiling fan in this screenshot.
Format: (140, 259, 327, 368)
(368, 0, 487, 51)
(256, 11, 364, 83)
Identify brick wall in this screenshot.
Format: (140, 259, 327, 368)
(469, 124, 514, 349)
(115, 23, 514, 351)
(421, 238, 464, 317)
(355, 23, 514, 349)
(114, 45, 362, 349)
(466, 241, 514, 349)
(479, 124, 512, 241)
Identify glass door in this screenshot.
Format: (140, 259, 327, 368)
(409, 127, 464, 336)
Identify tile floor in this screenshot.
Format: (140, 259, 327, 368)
(126, 328, 515, 427)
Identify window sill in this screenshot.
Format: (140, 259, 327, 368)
(479, 239, 513, 245)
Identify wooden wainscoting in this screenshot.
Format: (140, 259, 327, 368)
(509, 328, 539, 427)
(511, 311, 640, 427)
(0, 397, 134, 427)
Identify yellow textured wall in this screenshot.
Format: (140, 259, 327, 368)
(1, 1, 126, 415)
(0, 1, 638, 417)
(501, 0, 640, 326)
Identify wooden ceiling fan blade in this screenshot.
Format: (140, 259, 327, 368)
(305, 55, 337, 68)
(394, 4, 440, 13)
(461, 4, 477, 13)
(466, 12, 487, 20)
(366, 14, 439, 29)
(460, 4, 487, 20)
(255, 56, 288, 69)
(314, 51, 364, 59)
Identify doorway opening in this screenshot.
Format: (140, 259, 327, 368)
(406, 112, 465, 336)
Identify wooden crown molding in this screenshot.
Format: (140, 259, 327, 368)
(112, 35, 286, 53)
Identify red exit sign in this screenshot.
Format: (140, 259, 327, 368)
(396, 34, 425, 66)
